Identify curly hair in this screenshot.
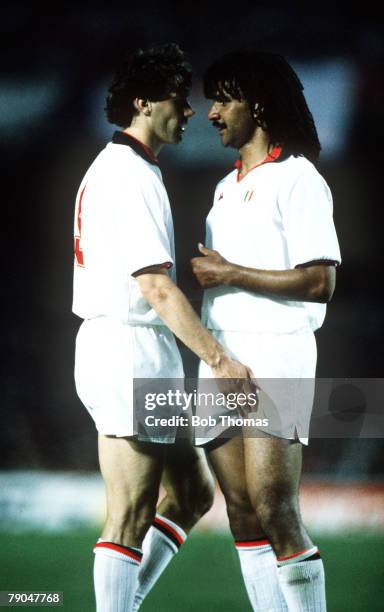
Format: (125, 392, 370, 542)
(105, 43, 192, 128)
(204, 50, 321, 163)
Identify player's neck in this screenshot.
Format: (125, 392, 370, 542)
(123, 127, 162, 157)
(238, 129, 273, 175)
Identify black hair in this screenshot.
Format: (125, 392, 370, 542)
(105, 43, 192, 128)
(204, 50, 321, 163)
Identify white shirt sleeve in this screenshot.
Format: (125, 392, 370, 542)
(279, 165, 341, 268)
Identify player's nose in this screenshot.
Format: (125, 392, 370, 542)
(184, 103, 195, 118)
(208, 103, 219, 120)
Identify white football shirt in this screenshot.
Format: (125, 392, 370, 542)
(73, 132, 176, 325)
(202, 151, 341, 333)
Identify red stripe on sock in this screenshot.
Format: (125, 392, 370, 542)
(94, 542, 142, 563)
(235, 539, 270, 548)
(154, 517, 184, 546)
(277, 547, 318, 562)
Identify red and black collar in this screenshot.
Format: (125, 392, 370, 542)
(235, 146, 284, 182)
(112, 131, 159, 166)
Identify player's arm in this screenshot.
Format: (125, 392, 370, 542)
(191, 244, 336, 303)
(134, 268, 253, 379)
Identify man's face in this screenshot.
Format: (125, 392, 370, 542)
(207, 94, 256, 149)
(151, 93, 194, 145)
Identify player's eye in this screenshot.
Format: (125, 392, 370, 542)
(214, 96, 231, 107)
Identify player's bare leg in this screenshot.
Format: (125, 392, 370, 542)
(99, 435, 164, 546)
(159, 438, 214, 529)
(244, 435, 326, 611)
(243, 436, 311, 556)
(94, 435, 165, 611)
(208, 436, 263, 539)
(133, 439, 214, 610)
(208, 436, 287, 611)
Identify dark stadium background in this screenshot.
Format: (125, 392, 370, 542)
(1, 2, 383, 610)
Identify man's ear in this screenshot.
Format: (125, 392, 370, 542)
(134, 98, 152, 116)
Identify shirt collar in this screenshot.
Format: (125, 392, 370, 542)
(235, 145, 283, 182)
(112, 131, 159, 166)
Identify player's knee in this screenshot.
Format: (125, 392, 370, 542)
(252, 488, 298, 532)
(166, 470, 214, 527)
(106, 494, 156, 541)
(225, 492, 261, 536)
(177, 475, 214, 522)
(226, 492, 252, 518)
(190, 475, 215, 518)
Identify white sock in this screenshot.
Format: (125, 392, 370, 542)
(235, 539, 288, 611)
(94, 541, 142, 611)
(277, 546, 326, 611)
(132, 514, 187, 611)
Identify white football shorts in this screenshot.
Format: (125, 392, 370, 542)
(74, 316, 184, 441)
(196, 327, 317, 445)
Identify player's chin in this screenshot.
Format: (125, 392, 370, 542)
(223, 136, 239, 149)
(176, 124, 186, 140)
(168, 131, 183, 145)
(219, 132, 230, 147)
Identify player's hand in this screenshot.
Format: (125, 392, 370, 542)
(191, 243, 233, 288)
(211, 356, 259, 417)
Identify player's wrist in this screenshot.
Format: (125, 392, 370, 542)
(208, 350, 231, 371)
(202, 343, 227, 369)
(224, 262, 239, 286)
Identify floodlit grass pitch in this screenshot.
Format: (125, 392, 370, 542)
(1, 530, 383, 611)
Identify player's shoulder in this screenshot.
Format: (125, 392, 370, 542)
(278, 154, 332, 211)
(93, 142, 158, 182)
(281, 154, 318, 175)
(103, 141, 144, 168)
(279, 154, 329, 188)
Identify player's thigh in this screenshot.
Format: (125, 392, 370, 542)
(244, 435, 302, 505)
(98, 434, 164, 510)
(207, 436, 250, 507)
